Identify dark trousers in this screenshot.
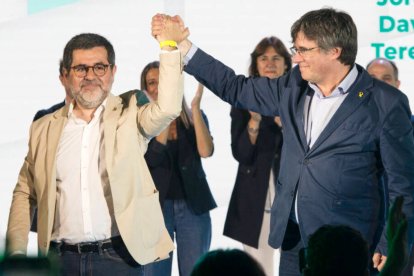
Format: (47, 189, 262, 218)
(50, 237, 144, 276)
(279, 219, 303, 276)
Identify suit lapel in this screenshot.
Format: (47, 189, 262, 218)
(295, 89, 309, 151)
(306, 68, 373, 155)
(288, 78, 311, 153)
(46, 105, 68, 181)
(45, 105, 68, 228)
(103, 94, 123, 176)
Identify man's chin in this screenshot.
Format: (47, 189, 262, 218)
(78, 100, 102, 109)
(76, 95, 106, 109)
(299, 70, 310, 82)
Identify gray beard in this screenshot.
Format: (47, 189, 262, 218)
(72, 90, 108, 109)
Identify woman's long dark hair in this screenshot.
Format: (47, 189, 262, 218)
(249, 36, 292, 77)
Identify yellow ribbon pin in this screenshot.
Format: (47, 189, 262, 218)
(358, 91, 364, 98)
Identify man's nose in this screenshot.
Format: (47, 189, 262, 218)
(85, 67, 96, 79)
(292, 53, 303, 63)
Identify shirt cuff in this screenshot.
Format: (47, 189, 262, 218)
(183, 44, 198, 65)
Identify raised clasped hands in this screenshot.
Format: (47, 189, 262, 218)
(151, 13, 190, 43)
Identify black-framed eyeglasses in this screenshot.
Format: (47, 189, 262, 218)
(290, 46, 319, 56)
(70, 63, 112, 77)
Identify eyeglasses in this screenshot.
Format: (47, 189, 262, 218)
(290, 46, 319, 56)
(70, 63, 112, 78)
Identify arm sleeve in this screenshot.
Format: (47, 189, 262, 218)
(184, 48, 284, 117)
(6, 126, 37, 255)
(138, 50, 183, 139)
(230, 107, 257, 165)
(145, 139, 170, 168)
(376, 93, 414, 255)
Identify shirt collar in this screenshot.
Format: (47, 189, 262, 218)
(308, 64, 358, 99)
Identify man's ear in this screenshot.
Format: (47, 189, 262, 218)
(59, 75, 65, 86)
(111, 64, 117, 75)
(330, 47, 342, 60)
(61, 68, 70, 78)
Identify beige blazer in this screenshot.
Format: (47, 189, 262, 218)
(6, 51, 182, 265)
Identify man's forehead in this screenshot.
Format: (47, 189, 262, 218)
(72, 46, 108, 62)
(293, 32, 317, 46)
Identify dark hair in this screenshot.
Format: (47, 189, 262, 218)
(191, 249, 266, 276)
(62, 33, 115, 75)
(249, 36, 292, 77)
(291, 8, 357, 65)
(140, 61, 160, 91)
(304, 225, 369, 276)
(366, 57, 399, 80)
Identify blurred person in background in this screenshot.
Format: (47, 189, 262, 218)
(191, 248, 266, 276)
(224, 36, 291, 276)
(141, 61, 216, 276)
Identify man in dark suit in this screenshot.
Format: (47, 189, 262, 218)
(367, 57, 414, 276)
(152, 9, 414, 275)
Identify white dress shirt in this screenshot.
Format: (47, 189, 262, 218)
(304, 65, 358, 148)
(51, 100, 119, 244)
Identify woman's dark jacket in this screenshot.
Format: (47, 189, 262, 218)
(144, 111, 216, 215)
(224, 107, 283, 248)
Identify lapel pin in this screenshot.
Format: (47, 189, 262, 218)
(358, 91, 364, 98)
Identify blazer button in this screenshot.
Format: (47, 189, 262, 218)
(303, 159, 310, 165)
(181, 166, 187, 170)
(246, 169, 251, 174)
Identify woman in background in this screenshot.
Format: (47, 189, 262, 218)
(141, 61, 216, 276)
(224, 37, 292, 276)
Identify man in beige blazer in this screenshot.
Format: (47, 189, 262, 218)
(6, 30, 185, 275)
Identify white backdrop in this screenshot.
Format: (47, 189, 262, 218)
(1, 0, 413, 275)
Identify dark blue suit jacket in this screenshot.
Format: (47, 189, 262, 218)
(185, 48, 414, 254)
